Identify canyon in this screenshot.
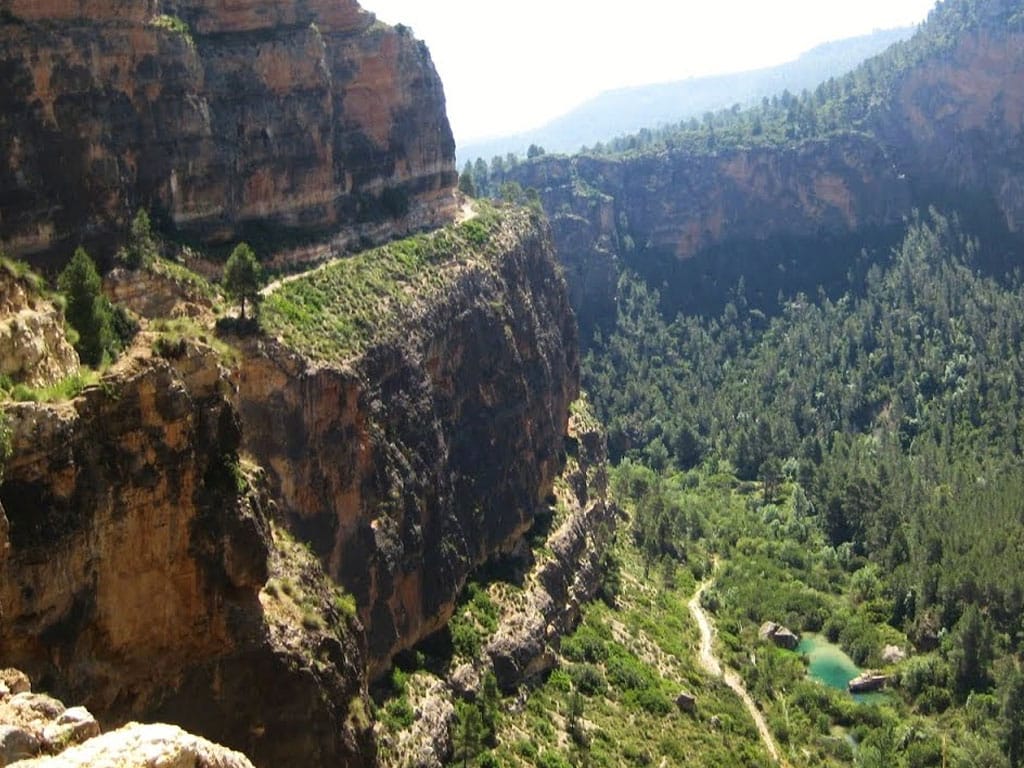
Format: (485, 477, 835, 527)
(501, 20, 1024, 332)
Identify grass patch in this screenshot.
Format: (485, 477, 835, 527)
(150, 14, 193, 45)
(149, 256, 221, 306)
(260, 203, 511, 362)
(3, 371, 98, 403)
(151, 317, 239, 366)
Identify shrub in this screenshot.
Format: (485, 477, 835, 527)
(450, 617, 481, 658)
(568, 664, 606, 696)
(537, 751, 571, 768)
(561, 626, 608, 663)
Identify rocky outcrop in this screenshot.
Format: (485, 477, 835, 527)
(486, 401, 618, 691)
(0, 266, 78, 388)
(10, 723, 256, 768)
(0, 0, 457, 265)
(848, 671, 889, 693)
(508, 134, 909, 325)
(0, 672, 255, 768)
(881, 644, 906, 664)
(0, 343, 374, 767)
(103, 262, 217, 321)
(0, 669, 99, 764)
(235, 207, 580, 676)
(759, 621, 800, 650)
(376, 398, 617, 767)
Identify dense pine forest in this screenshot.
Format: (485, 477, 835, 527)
(579, 211, 1024, 762)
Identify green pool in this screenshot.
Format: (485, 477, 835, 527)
(797, 634, 861, 691)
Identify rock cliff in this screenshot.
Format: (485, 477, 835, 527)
(0, 202, 581, 766)
(508, 135, 909, 330)
(0, 0, 457, 265)
(504, 16, 1024, 327)
(0, 342, 374, 767)
(0, 264, 79, 388)
(877, 28, 1024, 233)
(235, 204, 580, 676)
(377, 397, 619, 768)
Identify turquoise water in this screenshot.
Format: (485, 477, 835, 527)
(797, 634, 861, 690)
(796, 634, 888, 703)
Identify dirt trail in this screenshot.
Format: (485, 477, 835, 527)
(688, 578, 789, 766)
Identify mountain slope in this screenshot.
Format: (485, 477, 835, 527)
(458, 27, 914, 164)
(489, 0, 1024, 333)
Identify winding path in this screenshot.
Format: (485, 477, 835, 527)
(688, 578, 789, 766)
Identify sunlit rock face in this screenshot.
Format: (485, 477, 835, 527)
(0, 0, 457, 264)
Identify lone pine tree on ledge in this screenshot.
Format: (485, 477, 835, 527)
(224, 242, 263, 320)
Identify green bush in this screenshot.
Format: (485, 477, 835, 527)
(561, 626, 609, 663)
(568, 664, 606, 696)
(537, 751, 571, 768)
(605, 652, 655, 692)
(450, 617, 481, 658)
(58, 247, 116, 366)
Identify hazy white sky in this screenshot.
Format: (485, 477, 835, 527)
(364, 1, 938, 142)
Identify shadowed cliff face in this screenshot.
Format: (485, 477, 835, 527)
(509, 134, 910, 330)
(235, 210, 580, 676)
(879, 29, 1024, 233)
(0, 0, 457, 264)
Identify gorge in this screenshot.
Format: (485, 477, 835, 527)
(3, 0, 1024, 766)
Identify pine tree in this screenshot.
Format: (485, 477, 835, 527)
(58, 247, 114, 366)
(458, 163, 477, 197)
(223, 242, 263, 320)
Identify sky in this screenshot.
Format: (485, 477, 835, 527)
(364, 1, 939, 144)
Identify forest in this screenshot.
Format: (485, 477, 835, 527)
(572, 210, 1024, 766)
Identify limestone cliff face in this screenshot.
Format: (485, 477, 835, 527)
(878, 29, 1024, 232)
(0, 0, 457, 263)
(506, 21, 1024, 326)
(485, 401, 619, 691)
(0, 266, 79, 387)
(509, 134, 909, 327)
(0, 345, 374, 767)
(235, 209, 580, 676)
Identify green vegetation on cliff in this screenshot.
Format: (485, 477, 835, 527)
(260, 203, 515, 361)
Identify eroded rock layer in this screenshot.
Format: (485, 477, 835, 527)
(506, 26, 1024, 327)
(0, 0, 457, 263)
(236, 209, 580, 676)
(0, 345, 374, 767)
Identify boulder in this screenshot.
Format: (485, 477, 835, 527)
(675, 691, 697, 714)
(881, 645, 906, 664)
(6, 722, 255, 768)
(0, 724, 40, 764)
(848, 672, 889, 693)
(758, 621, 800, 650)
(42, 708, 100, 752)
(449, 664, 481, 700)
(0, 671, 30, 697)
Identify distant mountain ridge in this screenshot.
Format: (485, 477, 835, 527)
(458, 26, 914, 164)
